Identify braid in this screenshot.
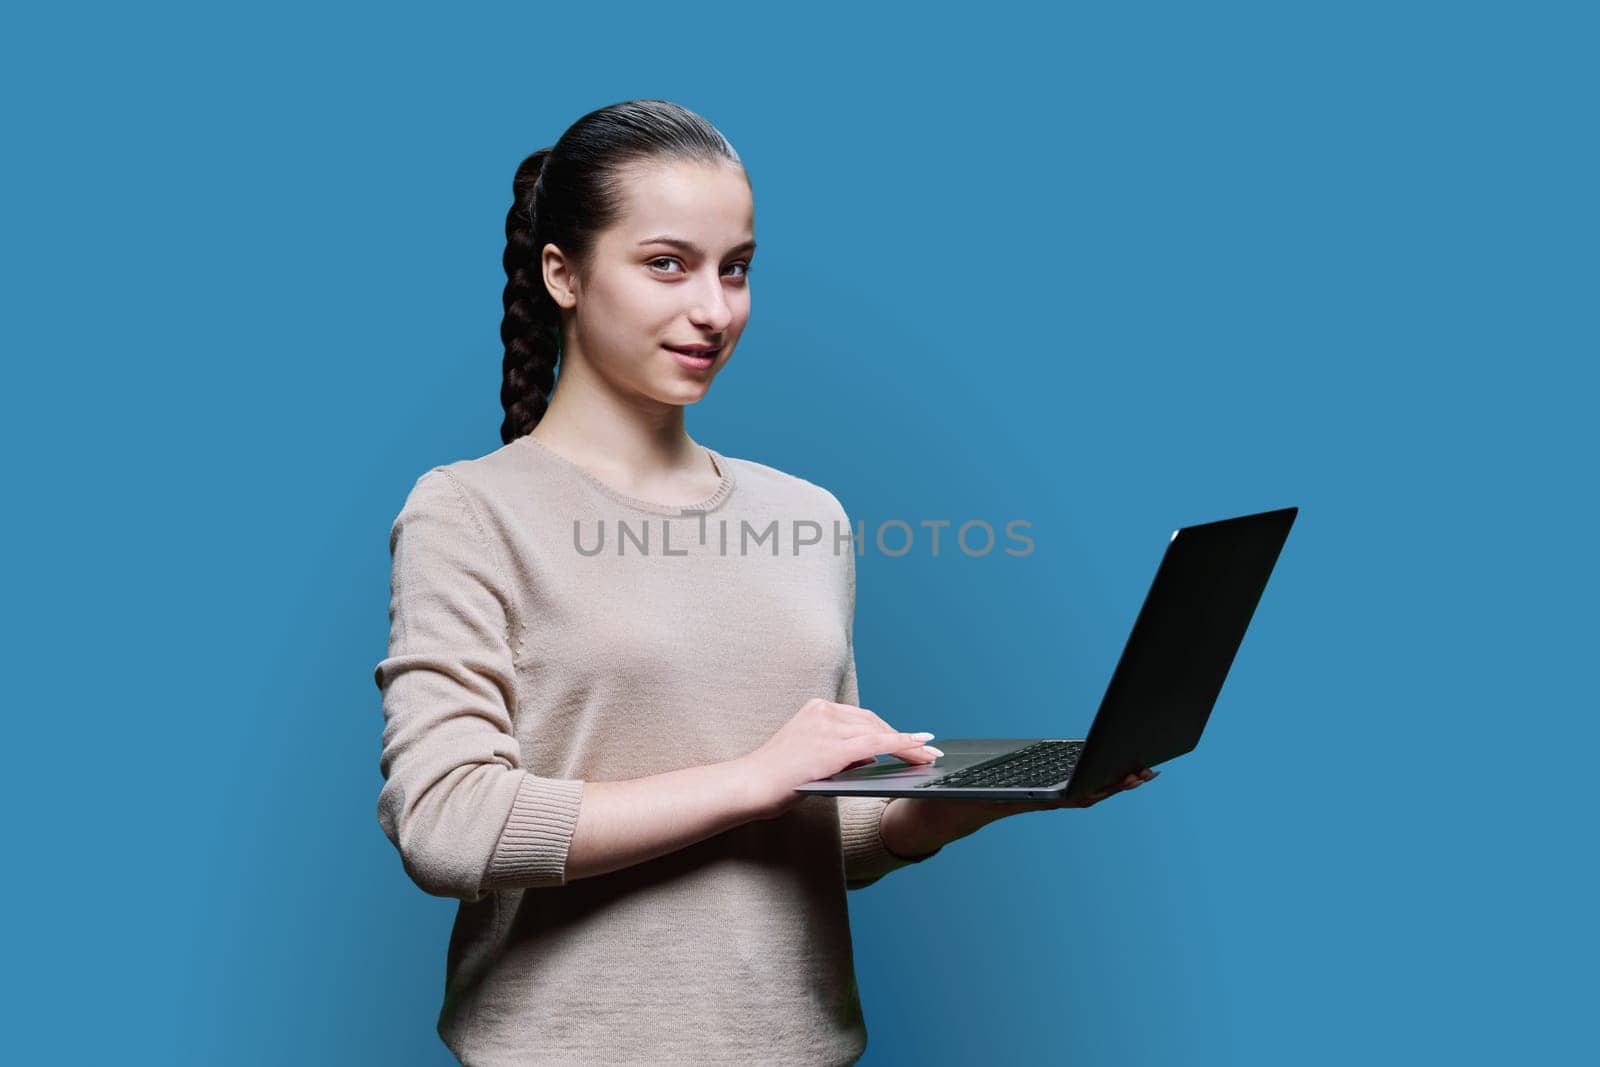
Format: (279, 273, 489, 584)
(500, 149, 561, 445)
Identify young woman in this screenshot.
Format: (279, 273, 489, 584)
(374, 98, 1154, 1065)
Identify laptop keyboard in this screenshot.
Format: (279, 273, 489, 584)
(918, 739, 1084, 789)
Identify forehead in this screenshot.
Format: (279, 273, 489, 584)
(606, 159, 754, 249)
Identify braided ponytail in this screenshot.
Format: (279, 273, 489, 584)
(499, 149, 560, 445)
(497, 100, 744, 445)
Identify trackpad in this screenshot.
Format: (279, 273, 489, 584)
(831, 738, 1033, 781)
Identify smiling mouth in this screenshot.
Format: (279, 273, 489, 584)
(664, 345, 721, 360)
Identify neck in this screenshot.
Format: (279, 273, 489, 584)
(528, 356, 707, 479)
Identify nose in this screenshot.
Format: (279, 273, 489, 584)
(687, 270, 735, 333)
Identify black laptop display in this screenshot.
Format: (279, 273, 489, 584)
(794, 506, 1298, 802)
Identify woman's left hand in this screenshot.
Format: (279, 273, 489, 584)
(881, 767, 1160, 859)
(937, 768, 1160, 834)
(1002, 767, 1159, 813)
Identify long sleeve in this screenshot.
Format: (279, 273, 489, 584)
(832, 505, 943, 891)
(373, 468, 585, 902)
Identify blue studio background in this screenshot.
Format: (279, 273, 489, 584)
(5, 2, 1594, 1064)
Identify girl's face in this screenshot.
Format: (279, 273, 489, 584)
(548, 158, 755, 409)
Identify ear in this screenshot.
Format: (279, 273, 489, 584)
(541, 242, 579, 309)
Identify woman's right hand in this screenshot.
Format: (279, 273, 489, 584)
(737, 698, 942, 820)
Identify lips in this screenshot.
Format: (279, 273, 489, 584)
(665, 344, 721, 355)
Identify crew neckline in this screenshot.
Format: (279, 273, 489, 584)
(518, 433, 737, 516)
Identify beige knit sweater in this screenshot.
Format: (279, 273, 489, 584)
(373, 433, 940, 1065)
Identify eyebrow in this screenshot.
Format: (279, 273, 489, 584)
(637, 235, 757, 258)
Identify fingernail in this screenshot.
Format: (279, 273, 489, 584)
(922, 746, 944, 757)
(912, 732, 935, 741)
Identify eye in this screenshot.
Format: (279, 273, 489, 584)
(647, 256, 754, 281)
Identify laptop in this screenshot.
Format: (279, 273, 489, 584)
(794, 506, 1298, 803)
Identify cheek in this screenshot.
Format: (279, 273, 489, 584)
(628, 281, 691, 332)
(728, 290, 753, 328)
(587, 279, 672, 339)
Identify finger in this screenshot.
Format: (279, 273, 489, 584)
(848, 731, 936, 763)
(843, 705, 938, 763)
(847, 706, 918, 750)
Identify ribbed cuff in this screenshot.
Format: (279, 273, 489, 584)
(839, 797, 942, 887)
(483, 773, 586, 891)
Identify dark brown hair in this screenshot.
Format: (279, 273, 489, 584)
(500, 99, 743, 445)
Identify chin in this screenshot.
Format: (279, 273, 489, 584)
(651, 373, 715, 401)
(667, 379, 715, 402)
